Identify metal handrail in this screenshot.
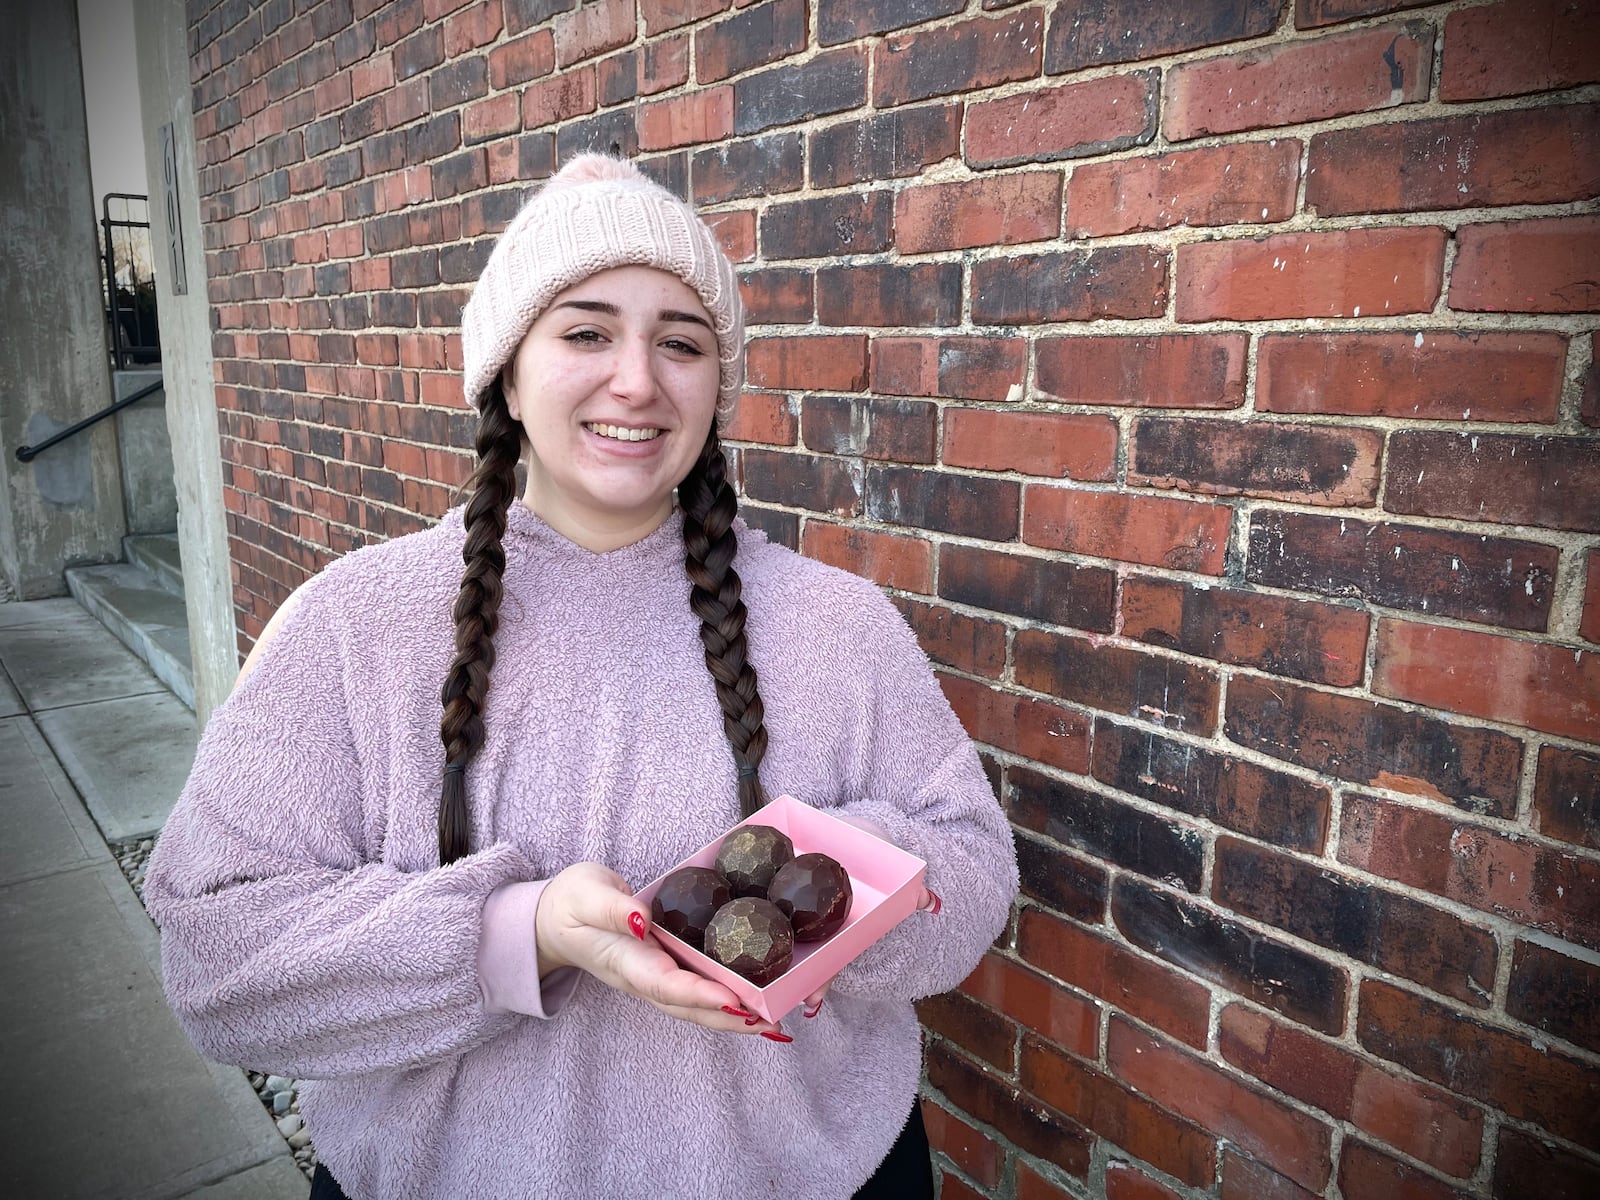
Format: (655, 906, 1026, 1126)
(14, 375, 164, 462)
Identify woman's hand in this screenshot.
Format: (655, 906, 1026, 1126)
(795, 883, 942, 1020)
(534, 862, 791, 1039)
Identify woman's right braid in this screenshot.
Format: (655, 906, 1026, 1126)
(680, 426, 770, 819)
(437, 381, 522, 864)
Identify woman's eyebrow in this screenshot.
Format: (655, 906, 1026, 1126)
(659, 308, 713, 331)
(551, 299, 712, 332)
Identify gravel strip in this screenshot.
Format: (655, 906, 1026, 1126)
(113, 835, 318, 1179)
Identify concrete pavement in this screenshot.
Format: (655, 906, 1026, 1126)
(0, 598, 304, 1199)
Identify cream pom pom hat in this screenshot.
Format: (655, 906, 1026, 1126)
(460, 154, 744, 412)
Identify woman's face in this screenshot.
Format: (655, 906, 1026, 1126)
(503, 265, 721, 552)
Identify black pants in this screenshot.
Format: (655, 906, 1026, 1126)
(308, 1102, 933, 1199)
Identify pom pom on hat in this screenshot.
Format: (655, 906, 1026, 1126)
(460, 154, 744, 412)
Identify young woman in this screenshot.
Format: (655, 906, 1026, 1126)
(146, 154, 1018, 1200)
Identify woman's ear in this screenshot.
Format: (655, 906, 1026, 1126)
(501, 366, 520, 421)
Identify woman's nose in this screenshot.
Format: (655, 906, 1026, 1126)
(608, 337, 656, 403)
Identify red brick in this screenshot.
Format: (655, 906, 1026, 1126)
(1110, 1018, 1333, 1191)
(637, 86, 732, 150)
(692, 132, 804, 204)
(1338, 1139, 1475, 1200)
(1047, 0, 1281, 71)
(1450, 215, 1600, 314)
(1166, 23, 1432, 141)
(1340, 793, 1600, 952)
(1017, 1160, 1078, 1200)
(895, 173, 1062, 254)
(1105, 1161, 1180, 1200)
(865, 466, 1020, 542)
(940, 675, 1091, 775)
(1034, 334, 1247, 410)
(926, 1041, 1093, 1179)
(942, 410, 1117, 482)
(745, 335, 868, 391)
(1023, 485, 1231, 573)
(1018, 908, 1210, 1049)
(940, 542, 1115, 631)
(1387, 431, 1600, 533)
(738, 266, 811, 324)
(1130, 417, 1383, 506)
(1021, 1032, 1218, 1186)
(640, 0, 729, 36)
(522, 68, 597, 128)
(1357, 978, 1600, 1149)
(720, 392, 795, 446)
(463, 93, 522, 144)
(554, 0, 636, 67)
(802, 395, 936, 463)
(894, 599, 1007, 679)
(921, 1100, 1003, 1190)
(740, 448, 861, 517)
(1585, 549, 1600, 643)
(871, 336, 1026, 403)
(965, 73, 1157, 168)
(800, 521, 932, 593)
(639, 34, 690, 93)
(1493, 1126, 1600, 1200)
(1296, 0, 1438, 28)
(1016, 628, 1220, 734)
(694, 0, 805, 83)
(1533, 744, 1600, 851)
(1507, 938, 1600, 1055)
(1221, 1150, 1321, 1200)
(1067, 140, 1300, 238)
(444, 1, 503, 53)
(816, 263, 961, 328)
(1122, 575, 1368, 687)
(973, 245, 1168, 325)
(1245, 509, 1559, 634)
(872, 8, 1044, 108)
(1257, 331, 1566, 423)
(1176, 227, 1446, 321)
(1308, 106, 1600, 216)
(733, 47, 867, 136)
(817, 0, 965, 44)
(703, 209, 754, 263)
(1226, 677, 1523, 816)
(960, 951, 1099, 1059)
(1375, 619, 1600, 743)
(917, 988, 1018, 1072)
(1440, 0, 1600, 101)
(935, 1171, 985, 1200)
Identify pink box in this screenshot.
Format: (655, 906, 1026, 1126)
(633, 794, 927, 1022)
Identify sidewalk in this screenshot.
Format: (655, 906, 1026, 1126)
(0, 599, 304, 1199)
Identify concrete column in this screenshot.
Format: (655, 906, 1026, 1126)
(0, 0, 128, 599)
(134, 0, 238, 725)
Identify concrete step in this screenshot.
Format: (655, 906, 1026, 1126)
(65, 561, 195, 711)
(124, 532, 183, 598)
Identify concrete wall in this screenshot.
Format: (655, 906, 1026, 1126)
(0, 0, 128, 600)
(113, 370, 177, 535)
(134, 0, 237, 726)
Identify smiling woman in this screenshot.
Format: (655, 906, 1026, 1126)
(143, 154, 1018, 1200)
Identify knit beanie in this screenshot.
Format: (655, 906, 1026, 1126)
(461, 154, 744, 412)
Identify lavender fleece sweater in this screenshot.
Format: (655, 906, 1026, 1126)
(145, 503, 1018, 1200)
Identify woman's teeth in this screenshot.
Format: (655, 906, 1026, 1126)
(586, 423, 661, 442)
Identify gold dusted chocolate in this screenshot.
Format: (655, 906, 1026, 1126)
(767, 852, 853, 942)
(704, 897, 794, 986)
(651, 867, 734, 951)
(713, 824, 795, 899)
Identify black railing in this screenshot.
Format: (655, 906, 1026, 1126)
(102, 193, 161, 369)
(15, 375, 164, 462)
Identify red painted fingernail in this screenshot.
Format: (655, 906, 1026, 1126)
(722, 1005, 756, 1020)
(744, 1016, 761, 1026)
(928, 889, 942, 915)
(804, 1001, 823, 1019)
(628, 912, 646, 940)
(761, 1030, 794, 1043)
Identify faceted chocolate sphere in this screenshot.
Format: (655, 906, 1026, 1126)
(651, 867, 734, 951)
(713, 824, 795, 899)
(767, 852, 853, 942)
(704, 897, 794, 986)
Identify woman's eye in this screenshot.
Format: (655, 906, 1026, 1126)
(663, 338, 704, 356)
(563, 329, 604, 344)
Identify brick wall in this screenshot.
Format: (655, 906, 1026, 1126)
(185, 0, 1599, 1196)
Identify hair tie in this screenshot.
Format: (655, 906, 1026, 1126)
(737, 763, 758, 781)
(444, 762, 466, 777)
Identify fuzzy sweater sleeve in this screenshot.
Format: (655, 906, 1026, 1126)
(786, 574, 1019, 1003)
(144, 570, 543, 1081)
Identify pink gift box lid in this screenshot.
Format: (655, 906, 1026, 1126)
(634, 795, 927, 1022)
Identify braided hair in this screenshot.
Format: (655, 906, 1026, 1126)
(436, 393, 770, 863)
